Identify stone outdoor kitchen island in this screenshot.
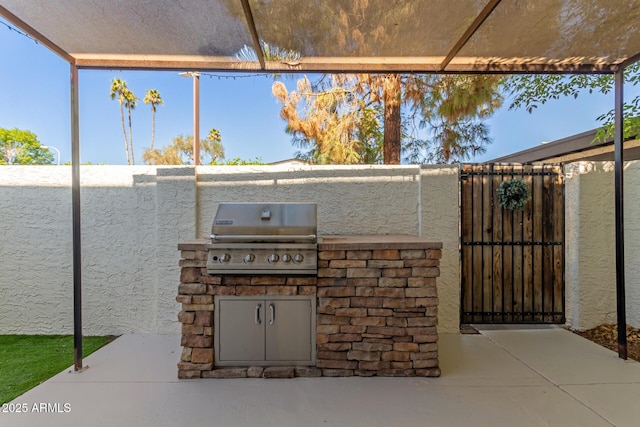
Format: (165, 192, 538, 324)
(177, 236, 442, 378)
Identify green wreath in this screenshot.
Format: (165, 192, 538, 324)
(497, 178, 530, 210)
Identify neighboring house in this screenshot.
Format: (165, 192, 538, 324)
(489, 128, 640, 163)
(268, 158, 309, 166)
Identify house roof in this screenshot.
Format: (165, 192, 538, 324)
(489, 129, 640, 163)
(1, 0, 639, 74)
(268, 158, 309, 166)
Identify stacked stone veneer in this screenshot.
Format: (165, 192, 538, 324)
(316, 238, 441, 377)
(177, 237, 441, 379)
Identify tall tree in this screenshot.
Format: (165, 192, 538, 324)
(273, 73, 502, 164)
(142, 129, 225, 165)
(382, 74, 402, 164)
(503, 61, 640, 141)
(143, 89, 164, 150)
(411, 74, 503, 163)
(0, 128, 53, 165)
(110, 78, 131, 164)
(241, 0, 509, 164)
(273, 75, 383, 164)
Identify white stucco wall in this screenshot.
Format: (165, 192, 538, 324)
(195, 165, 422, 238)
(3, 162, 637, 335)
(0, 165, 452, 335)
(419, 165, 460, 334)
(0, 167, 74, 334)
(625, 162, 640, 328)
(564, 161, 640, 329)
(0, 166, 162, 335)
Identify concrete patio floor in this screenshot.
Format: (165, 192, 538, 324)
(3, 326, 640, 427)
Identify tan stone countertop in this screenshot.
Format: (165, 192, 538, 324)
(318, 235, 442, 250)
(179, 236, 442, 251)
(178, 239, 209, 251)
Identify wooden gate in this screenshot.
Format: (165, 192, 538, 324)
(460, 164, 565, 324)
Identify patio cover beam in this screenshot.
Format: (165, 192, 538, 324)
(439, 0, 502, 72)
(69, 55, 621, 75)
(240, 0, 265, 70)
(620, 51, 640, 70)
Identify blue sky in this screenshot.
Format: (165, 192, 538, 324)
(1, 19, 637, 165)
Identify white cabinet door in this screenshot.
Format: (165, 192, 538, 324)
(217, 299, 265, 363)
(266, 299, 313, 362)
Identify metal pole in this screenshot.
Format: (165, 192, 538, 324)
(614, 68, 627, 360)
(193, 73, 200, 166)
(70, 64, 85, 370)
(179, 71, 201, 165)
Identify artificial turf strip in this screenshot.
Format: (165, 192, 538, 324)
(0, 335, 115, 405)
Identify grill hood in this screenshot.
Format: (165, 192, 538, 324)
(211, 203, 317, 242)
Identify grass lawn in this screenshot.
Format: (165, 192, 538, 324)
(0, 335, 116, 405)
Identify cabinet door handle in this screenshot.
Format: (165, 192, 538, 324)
(255, 303, 262, 325)
(269, 303, 275, 325)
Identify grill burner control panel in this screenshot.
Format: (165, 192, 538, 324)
(206, 243, 317, 275)
(207, 203, 318, 275)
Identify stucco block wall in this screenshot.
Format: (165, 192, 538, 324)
(3, 162, 637, 335)
(195, 165, 422, 238)
(154, 167, 198, 334)
(419, 166, 460, 333)
(564, 161, 640, 329)
(0, 166, 200, 335)
(0, 165, 457, 335)
(625, 162, 640, 328)
(0, 167, 74, 334)
(80, 167, 159, 335)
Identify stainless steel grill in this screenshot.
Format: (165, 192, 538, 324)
(206, 203, 317, 275)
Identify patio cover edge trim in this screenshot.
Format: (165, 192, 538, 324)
(71, 55, 623, 74)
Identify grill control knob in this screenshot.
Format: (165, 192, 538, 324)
(243, 254, 255, 263)
(268, 254, 279, 264)
(281, 254, 292, 263)
(293, 254, 304, 264)
(220, 253, 231, 263)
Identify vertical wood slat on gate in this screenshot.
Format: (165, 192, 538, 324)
(460, 163, 565, 324)
(472, 165, 483, 323)
(492, 164, 503, 323)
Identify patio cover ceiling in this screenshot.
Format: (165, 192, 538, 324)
(1, 0, 640, 74)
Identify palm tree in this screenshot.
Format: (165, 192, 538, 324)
(123, 88, 138, 165)
(203, 128, 225, 164)
(110, 78, 131, 164)
(143, 89, 163, 150)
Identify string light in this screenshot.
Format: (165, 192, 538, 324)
(199, 72, 275, 80)
(0, 18, 39, 44)
(1, 19, 293, 81)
